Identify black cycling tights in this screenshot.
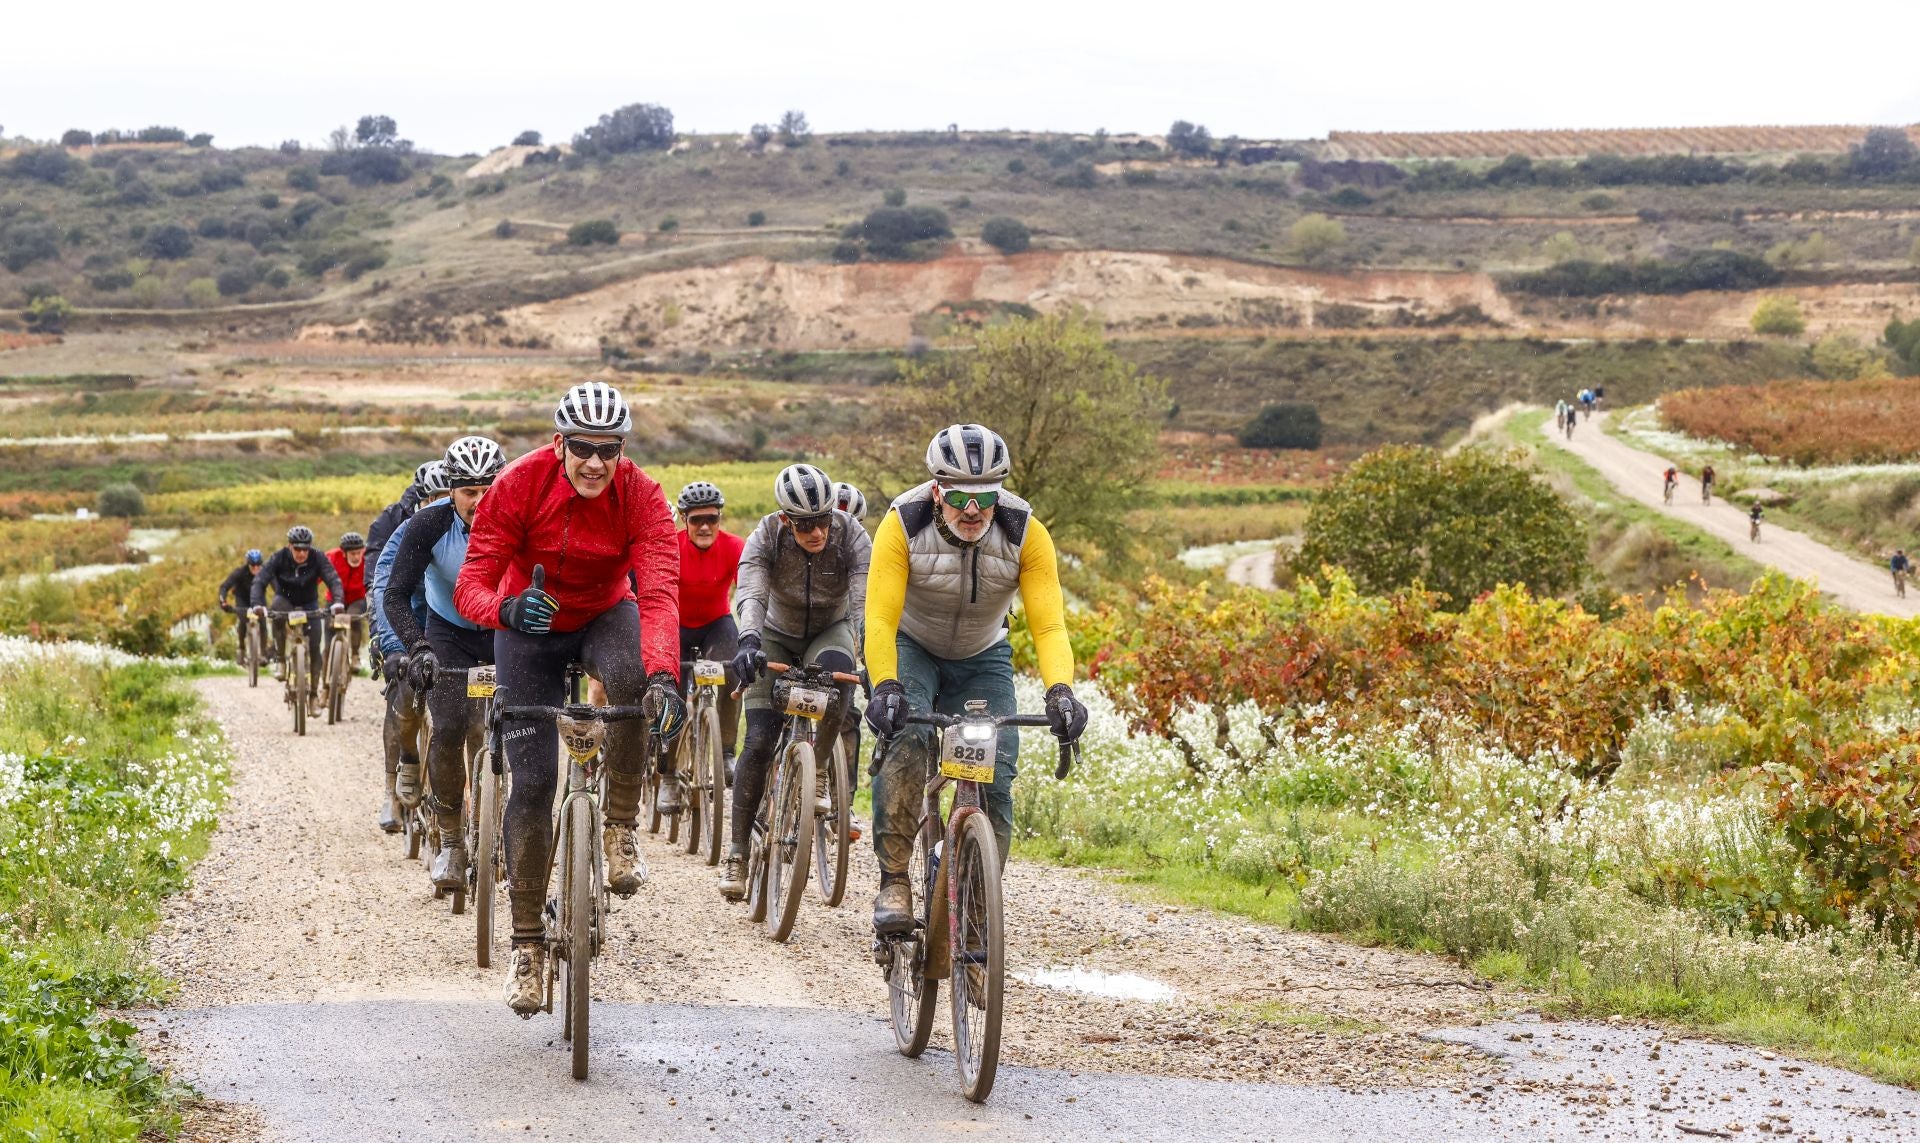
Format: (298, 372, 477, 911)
(729, 649, 855, 854)
(496, 600, 652, 944)
(423, 619, 492, 839)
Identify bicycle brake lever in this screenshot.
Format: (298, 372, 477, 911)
(1055, 740, 1079, 780)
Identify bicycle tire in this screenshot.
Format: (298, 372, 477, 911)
(565, 795, 593, 1081)
(646, 768, 663, 835)
(889, 826, 939, 1057)
(950, 811, 1005, 1103)
(815, 735, 851, 906)
(746, 827, 770, 923)
(291, 644, 307, 737)
(246, 622, 260, 688)
(474, 749, 499, 968)
(326, 640, 347, 725)
(681, 729, 702, 856)
(764, 740, 814, 943)
(700, 705, 724, 866)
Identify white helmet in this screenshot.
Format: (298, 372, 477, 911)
(774, 464, 835, 517)
(554, 380, 632, 436)
(412, 460, 438, 488)
(834, 481, 867, 518)
(418, 460, 452, 496)
(443, 436, 505, 486)
(925, 424, 1010, 489)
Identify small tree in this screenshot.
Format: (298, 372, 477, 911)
(883, 187, 907, 207)
(747, 123, 774, 150)
(1541, 231, 1584, 264)
(279, 139, 303, 155)
(96, 483, 145, 519)
(777, 110, 811, 146)
(495, 219, 516, 239)
(142, 224, 195, 260)
(23, 294, 73, 334)
(746, 210, 766, 227)
(567, 219, 621, 246)
(512, 130, 543, 146)
(1848, 127, 1919, 180)
(60, 129, 93, 147)
(1750, 295, 1806, 337)
(185, 277, 220, 307)
(1811, 334, 1892, 380)
(1237, 403, 1323, 449)
(354, 115, 400, 148)
(572, 103, 675, 156)
(980, 217, 1031, 255)
(1293, 445, 1587, 609)
(1290, 213, 1346, 265)
(1167, 120, 1212, 157)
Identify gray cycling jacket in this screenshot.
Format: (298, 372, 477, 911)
(887, 480, 1034, 661)
(734, 510, 870, 643)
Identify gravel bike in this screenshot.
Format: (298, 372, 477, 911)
(240, 609, 263, 688)
(1750, 513, 1763, 542)
(745, 661, 859, 942)
(678, 657, 730, 865)
(875, 702, 1075, 1104)
(321, 611, 354, 725)
(492, 663, 647, 1081)
(435, 664, 503, 960)
(270, 608, 329, 736)
(815, 724, 855, 907)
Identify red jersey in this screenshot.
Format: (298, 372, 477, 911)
(454, 448, 680, 679)
(678, 528, 743, 627)
(325, 548, 366, 606)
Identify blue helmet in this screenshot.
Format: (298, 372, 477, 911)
(245, 549, 263, 565)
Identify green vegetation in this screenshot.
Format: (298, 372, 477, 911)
(93, 484, 145, 519)
(0, 651, 226, 1137)
(980, 216, 1030, 254)
(566, 219, 620, 247)
(1237, 402, 1323, 449)
(1750, 295, 1806, 337)
(1505, 249, 1781, 298)
(1289, 213, 1345, 264)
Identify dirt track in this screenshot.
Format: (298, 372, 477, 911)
(1548, 411, 1920, 617)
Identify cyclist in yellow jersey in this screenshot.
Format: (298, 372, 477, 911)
(863, 424, 1087, 934)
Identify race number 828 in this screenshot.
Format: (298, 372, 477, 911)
(939, 727, 996, 783)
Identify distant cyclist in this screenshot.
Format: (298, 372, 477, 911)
(1701, 464, 1717, 505)
(454, 381, 684, 1016)
(1749, 503, 1764, 542)
(385, 436, 508, 892)
(368, 460, 444, 566)
(325, 532, 370, 670)
(1894, 549, 1911, 599)
(1662, 466, 1678, 505)
(370, 464, 454, 831)
(719, 464, 870, 900)
(217, 548, 264, 663)
(250, 525, 346, 716)
(676, 481, 745, 781)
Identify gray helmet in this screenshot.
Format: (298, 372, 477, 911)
(286, 524, 315, 547)
(412, 460, 438, 488)
(338, 531, 365, 551)
(677, 481, 725, 512)
(834, 482, 867, 518)
(925, 424, 1010, 489)
(553, 380, 632, 436)
(443, 435, 506, 487)
(774, 463, 834, 517)
(417, 460, 452, 496)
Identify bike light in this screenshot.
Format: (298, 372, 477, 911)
(961, 722, 994, 743)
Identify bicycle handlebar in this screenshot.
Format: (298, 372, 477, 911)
(897, 711, 1079, 779)
(499, 703, 649, 724)
(766, 661, 863, 684)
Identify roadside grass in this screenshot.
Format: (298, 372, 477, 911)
(0, 650, 227, 1138)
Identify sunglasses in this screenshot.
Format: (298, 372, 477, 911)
(940, 487, 999, 511)
(563, 437, 624, 463)
(786, 514, 832, 535)
(685, 513, 722, 528)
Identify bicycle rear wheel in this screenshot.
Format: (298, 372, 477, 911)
(473, 749, 499, 965)
(246, 622, 260, 688)
(326, 640, 348, 725)
(681, 728, 703, 856)
(562, 795, 594, 1081)
(888, 826, 939, 1057)
(764, 740, 814, 943)
(950, 810, 1005, 1103)
(814, 735, 851, 906)
(699, 706, 724, 866)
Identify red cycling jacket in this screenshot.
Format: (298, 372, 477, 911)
(454, 447, 681, 679)
(325, 548, 367, 606)
(678, 528, 743, 628)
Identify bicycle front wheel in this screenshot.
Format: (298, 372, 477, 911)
(563, 795, 594, 1081)
(764, 740, 814, 943)
(814, 735, 851, 906)
(326, 641, 348, 725)
(950, 810, 1005, 1103)
(246, 622, 260, 688)
(291, 646, 307, 737)
(889, 824, 940, 1057)
(681, 725, 704, 856)
(700, 705, 724, 865)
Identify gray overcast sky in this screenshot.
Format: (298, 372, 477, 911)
(6, 0, 1918, 155)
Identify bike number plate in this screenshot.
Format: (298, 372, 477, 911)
(466, 665, 496, 699)
(784, 686, 831, 720)
(939, 726, 996, 783)
(288, 612, 307, 627)
(693, 659, 727, 687)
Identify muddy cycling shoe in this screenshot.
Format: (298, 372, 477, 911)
(717, 852, 747, 901)
(814, 766, 832, 816)
(394, 761, 423, 807)
(503, 944, 545, 1017)
(431, 841, 469, 892)
(654, 774, 684, 816)
(873, 881, 914, 935)
(603, 823, 646, 896)
(376, 787, 402, 834)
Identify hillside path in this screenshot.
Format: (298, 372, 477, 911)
(1547, 411, 1920, 617)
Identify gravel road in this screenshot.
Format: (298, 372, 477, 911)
(142, 675, 1920, 1140)
(1548, 411, 1920, 617)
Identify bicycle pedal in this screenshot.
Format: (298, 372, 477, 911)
(848, 826, 863, 841)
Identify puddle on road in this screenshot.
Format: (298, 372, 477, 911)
(1015, 966, 1177, 1002)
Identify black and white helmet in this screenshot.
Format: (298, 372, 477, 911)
(412, 460, 438, 489)
(418, 460, 452, 496)
(774, 464, 834, 517)
(925, 424, 1011, 488)
(554, 380, 632, 436)
(834, 482, 867, 518)
(286, 524, 315, 547)
(443, 435, 506, 487)
(677, 481, 725, 512)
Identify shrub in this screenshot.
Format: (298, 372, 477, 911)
(341, 249, 388, 280)
(746, 210, 766, 227)
(1237, 402, 1323, 449)
(882, 187, 907, 207)
(8, 149, 76, 185)
(2, 223, 60, 272)
(830, 241, 862, 264)
(1508, 251, 1782, 298)
(1006, 158, 1027, 175)
(1121, 168, 1157, 186)
(279, 139, 302, 155)
(140, 224, 194, 261)
(494, 219, 515, 239)
(195, 217, 228, 239)
(1167, 120, 1212, 157)
(658, 216, 679, 232)
(318, 147, 410, 185)
(184, 277, 219, 307)
(567, 219, 620, 246)
(1809, 333, 1890, 381)
(60, 128, 93, 147)
(1750, 295, 1806, 337)
(572, 102, 675, 155)
(257, 191, 280, 210)
(88, 270, 134, 292)
(286, 166, 320, 191)
(197, 166, 244, 193)
(288, 198, 324, 229)
(23, 295, 74, 334)
(264, 266, 291, 289)
(95, 483, 145, 518)
(512, 130, 543, 146)
(1290, 213, 1346, 264)
(1847, 126, 1919, 180)
(860, 205, 951, 259)
(127, 278, 163, 308)
(980, 216, 1031, 254)
(215, 268, 255, 297)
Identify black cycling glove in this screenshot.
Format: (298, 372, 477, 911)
(730, 632, 767, 688)
(646, 670, 687, 744)
(406, 643, 438, 694)
(499, 565, 558, 635)
(1046, 683, 1088, 744)
(865, 679, 908, 738)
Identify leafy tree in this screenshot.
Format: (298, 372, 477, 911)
(1541, 231, 1585, 264)
(279, 139, 303, 155)
(23, 294, 73, 334)
(1167, 120, 1212, 157)
(128, 277, 163, 308)
(216, 268, 255, 297)
(141, 224, 194, 261)
(748, 123, 774, 150)
(96, 483, 145, 518)
(746, 210, 766, 227)
(980, 217, 1031, 254)
(830, 241, 862, 263)
(1750, 295, 1806, 337)
(860, 206, 950, 259)
(567, 219, 620, 246)
(188, 133, 214, 147)
(185, 277, 220, 307)
(842, 311, 1168, 542)
(1293, 445, 1587, 609)
(1237, 402, 1323, 449)
(60, 129, 92, 147)
(1810, 333, 1891, 380)
(1885, 316, 1920, 372)
(1847, 127, 1918, 180)
(778, 110, 811, 146)
(573, 103, 675, 156)
(7, 148, 75, 185)
(354, 115, 399, 148)
(883, 187, 907, 207)
(512, 130, 543, 146)
(1290, 213, 1346, 264)
(287, 166, 320, 191)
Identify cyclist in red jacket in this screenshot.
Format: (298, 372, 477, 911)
(454, 380, 685, 1016)
(325, 532, 370, 670)
(676, 481, 745, 775)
